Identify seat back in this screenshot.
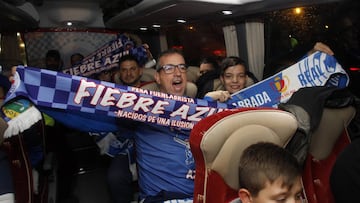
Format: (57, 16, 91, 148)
(189, 108, 298, 203)
(302, 106, 356, 203)
(141, 68, 156, 82)
(187, 66, 200, 83)
(140, 81, 198, 98)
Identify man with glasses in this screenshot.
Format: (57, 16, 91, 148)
(154, 53, 188, 95)
(118, 49, 194, 202)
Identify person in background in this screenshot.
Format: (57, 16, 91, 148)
(70, 53, 84, 67)
(235, 142, 303, 203)
(91, 56, 139, 203)
(114, 54, 145, 87)
(45, 49, 63, 71)
(96, 69, 114, 82)
(195, 57, 221, 98)
(90, 129, 135, 203)
(45, 50, 80, 202)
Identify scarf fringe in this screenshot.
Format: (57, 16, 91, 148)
(4, 106, 42, 138)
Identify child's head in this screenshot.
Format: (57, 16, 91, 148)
(238, 142, 303, 203)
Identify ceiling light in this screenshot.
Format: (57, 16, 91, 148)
(66, 21, 73, 26)
(139, 27, 148, 31)
(222, 10, 233, 15)
(177, 19, 186, 23)
(152, 24, 161, 28)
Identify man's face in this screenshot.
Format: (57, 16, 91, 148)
(46, 57, 60, 71)
(118, 60, 143, 87)
(220, 64, 247, 94)
(155, 53, 187, 96)
(248, 177, 303, 203)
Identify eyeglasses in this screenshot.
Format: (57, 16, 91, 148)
(158, 64, 188, 74)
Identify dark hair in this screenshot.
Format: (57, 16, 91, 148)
(46, 49, 61, 60)
(70, 53, 84, 60)
(199, 56, 220, 73)
(0, 74, 11, 93)
(220, 56, 247, 75)
(155, 49, 185, 71)
(239, 142, 301, 196)
(119, 54, 139, 66)
(71, 53, 83, 58)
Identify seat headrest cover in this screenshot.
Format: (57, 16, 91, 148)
(309, 106, 356, 160)
(200, 109, 298, 190)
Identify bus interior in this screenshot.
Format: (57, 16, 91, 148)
(0, 0, 359, 203)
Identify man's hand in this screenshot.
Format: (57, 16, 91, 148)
(308, 42, 334, 56)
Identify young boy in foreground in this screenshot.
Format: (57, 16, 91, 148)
(237, 142, 303, 203)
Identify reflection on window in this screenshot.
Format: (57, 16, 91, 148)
(166, 23, 226, 66)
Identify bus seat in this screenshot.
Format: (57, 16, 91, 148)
(141, 68, 156, 82)
(302, 106, 356, 203)
(140, 81, 198, 98)
(189, 108, 298, 203)
(187, 66, 200, 83)
(246, 75, 256, 87)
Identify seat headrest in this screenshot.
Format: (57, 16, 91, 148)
(200, 109, 298, 190)
(309, 106, 356, 160)
(187, 66, 200, 83)
(246, 75, 255, 87)
(141, 68, 156, 82)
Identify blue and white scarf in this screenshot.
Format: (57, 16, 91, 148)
(1, 52, 348, 138)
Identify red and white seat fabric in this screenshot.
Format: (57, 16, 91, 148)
(189, 108, 298, 203)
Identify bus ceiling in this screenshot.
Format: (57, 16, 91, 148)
(0, 0, 39, 32)
(0, 0, 344, 32)
(104, 0, 342, 30)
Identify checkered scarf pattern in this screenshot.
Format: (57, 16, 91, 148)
(4, 66, 231, 132)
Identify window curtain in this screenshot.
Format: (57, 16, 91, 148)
(0, 33, 23, 72)
(245, 21, 264, 80)
(222, 25, 239, 57)
(159, 31, 168, 52)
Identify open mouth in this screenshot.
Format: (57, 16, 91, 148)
(172, 80, 183, 90)
(230, 85, 241, 90)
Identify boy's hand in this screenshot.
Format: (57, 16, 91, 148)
(205, 90, 231, 102)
